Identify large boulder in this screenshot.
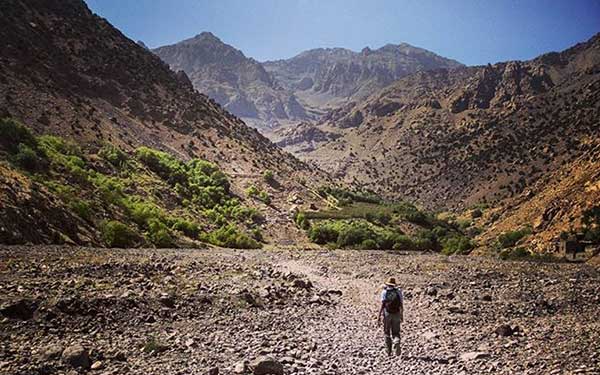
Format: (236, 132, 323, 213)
(251, 356, 284, 375)
(61, 344, 90, 369)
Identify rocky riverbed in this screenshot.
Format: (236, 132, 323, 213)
(0, 246, 598, 375)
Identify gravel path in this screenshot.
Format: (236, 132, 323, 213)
(1, 246, 599, 375)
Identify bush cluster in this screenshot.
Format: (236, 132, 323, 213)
(246, 184, 271, 204)
(263, 169, 275, 183)
(0, 118, 48, 172)
(136, 147, 230, 209)
(497, 227, 531, 248)
(204, 224, 261, 249)
(582, 206, 600, 243)
(441, 235, 474, 255)
(100, 220, 139, 248)
(69, 199, 93, 221)
(0, 118, 38, 153)
(2, 120, 263, 249)
(307, 219, 408, 250)
(294, 211, 310, 230)
(99, 144, 128, 168)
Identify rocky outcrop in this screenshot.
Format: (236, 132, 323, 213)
(275, 123, 340, 149)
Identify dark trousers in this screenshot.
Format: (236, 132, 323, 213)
(383, 312, 402, 352)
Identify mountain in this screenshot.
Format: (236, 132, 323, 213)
(263, 44, 464, 114)
(0, 0, 329, 246)
(153, 32, 310, 130)
(278, 34, 600, 216)
(153, 36, 463, 132)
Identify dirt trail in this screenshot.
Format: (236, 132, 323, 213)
(276, 253, 465, 374)
(273, 250, 600, 374)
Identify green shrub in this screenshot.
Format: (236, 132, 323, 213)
(365, 210, 391, 225)
(251, 228, 263, 242)
(205, 224, 261, 249)
(171, 218, 200, 239)
(258, 191, 271, 204)
(70, 199, 93, 221)
(432, 226, 448, 238)
(44, 182, 75, 200)
(12, 143, 46, 172)
(361, 239, 378, 249)
(499, 247, 531, 260)
(38, 135, 88, 180)
(456, 219, 472, 229)
(122, 197, 166, 227)
(377, 232, 399, 250)
(188, 159, 230, 192)
(295, 211, 310, 230)
(582, 206, 600, 227)
(308, 222, 339, 245)
(88, 173, 124, 204)
(336, 221, 374, 247)
(191, 185, 228, 209)
(263, 169, 274, 183)
(246, 185, 259, 197)
(99, 144, 128, 168)
(402, 210, 432, 226)
(101, 220, 139, 248)
(0, 118, 38, 153)
(414, 237, 435, 251)
(583, 227, 600, 244)
(38, 135, 82, 158)
(136, 146, 186, 184)
(392, 235, 417, 250)
(497, 227, 531, 248)
(441, 235, 474, 255)
(147, 218, 175, 248)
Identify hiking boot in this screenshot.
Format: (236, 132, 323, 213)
(393, 337, 401, 356)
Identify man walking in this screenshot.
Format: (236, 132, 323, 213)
(377, 277, 404, 356)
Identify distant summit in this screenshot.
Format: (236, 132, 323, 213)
(154, 33, 464, 131)
(153, 32, 309, 130)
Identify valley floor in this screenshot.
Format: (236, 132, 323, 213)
(0, 246, 598, 375)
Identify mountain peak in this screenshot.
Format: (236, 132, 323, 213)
(195, 31, 220, 41)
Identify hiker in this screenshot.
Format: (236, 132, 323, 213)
(377, 277, 404, 356)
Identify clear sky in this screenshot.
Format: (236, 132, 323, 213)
(84, 0, 599, 66)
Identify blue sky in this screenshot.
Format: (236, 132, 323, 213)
(85, 0, 599, 66)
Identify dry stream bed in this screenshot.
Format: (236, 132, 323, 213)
(0, 246, 598, 375)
